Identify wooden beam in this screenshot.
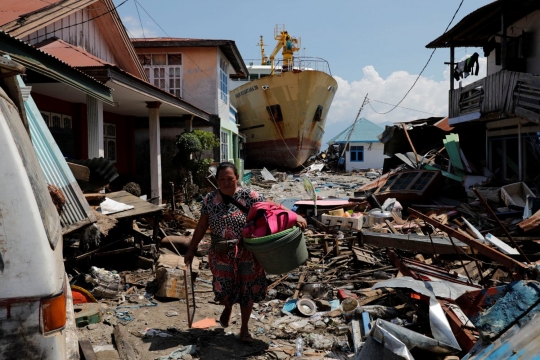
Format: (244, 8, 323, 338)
(79, 340, 98, 360)
(361, 230, 470, 254)
(113, 325, 137, 360)
(408, 208, 529, 278)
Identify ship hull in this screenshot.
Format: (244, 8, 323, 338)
(232, 70, 337, 169)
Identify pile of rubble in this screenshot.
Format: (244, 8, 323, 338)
(65, 126, 540, 359)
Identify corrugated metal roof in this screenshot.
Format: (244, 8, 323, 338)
(0, 0, 62, 26)
(37, 38, 112, 67)
(22, 76, 96, 234)
(0, 31, 113, 105)
(426, 0, 540, 49)
(327, 118, 385, 144)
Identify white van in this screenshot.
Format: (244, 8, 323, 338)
(0, 68, 68, 358)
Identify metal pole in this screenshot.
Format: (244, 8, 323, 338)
(501, 5, 507, 70)
(450, 46, 455, 91)
(170, 181, 176, 212)
(340, 94, 369, 159)
(447, 234, 475, 285)
(472, 188, 530, 264)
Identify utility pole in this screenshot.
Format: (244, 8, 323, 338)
(340, 94, 369, 160)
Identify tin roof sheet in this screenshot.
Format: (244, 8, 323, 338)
(0, 31, 113, 105)
(327, 118, 385, 144)
(0, 0, 62, 26)
(36, 38, 112, 67)
(22, 76, 96, 234)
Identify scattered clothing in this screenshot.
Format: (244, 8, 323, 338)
(453, 52, 480, 81)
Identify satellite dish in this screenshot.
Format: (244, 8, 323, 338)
(302, 176, 317, 216)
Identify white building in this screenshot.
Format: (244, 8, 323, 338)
(328, 118, 386, 171)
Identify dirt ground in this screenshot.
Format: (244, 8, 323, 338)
(76, 170, 374, 360)
(78, 285, 274, 360)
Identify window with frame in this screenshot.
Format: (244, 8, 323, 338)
(103, 122, 117, 162)
(40, 112, 72, 129)
(220, 131, 229, 162)
(220, 58, 228, 103)
(350, 146, 364, 162)
(51, 113, 61, 128)
(139, 53, 182, 98)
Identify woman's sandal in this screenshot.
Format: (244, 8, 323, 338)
(219, 306, 233, 328)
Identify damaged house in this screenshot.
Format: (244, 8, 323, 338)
(427, 0, 540, 183)
(327, 118, 386, 171)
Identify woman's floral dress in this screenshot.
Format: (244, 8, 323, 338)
(201, 188, 267, 307)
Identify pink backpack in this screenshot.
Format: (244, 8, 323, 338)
(242, 202, 297, 238)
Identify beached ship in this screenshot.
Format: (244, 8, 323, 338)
(230, 25, 338, 169)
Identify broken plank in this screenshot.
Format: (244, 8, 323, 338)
(83, 193, 106, 202)
(79, 340, 98, 360)
(293, 269, 307, 300)
(384, 219, 399, 234)
(67, 162, 90, 181)
(361, 229, 470, 254)
(113, 324, 137, 360)
(352, 247, 381, 265)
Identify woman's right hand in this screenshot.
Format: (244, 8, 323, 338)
(184, 248, 196, 266)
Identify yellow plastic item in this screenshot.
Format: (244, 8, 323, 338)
(328, 208, 344, 216)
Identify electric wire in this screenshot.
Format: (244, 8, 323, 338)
(369, 0, 465, 115)
(133, 0, 168, 38)
(367, 99, 445, 117)
(134, 0, 146, 39)
(131, 0, 231, 97)
(27, 0, 129, 43)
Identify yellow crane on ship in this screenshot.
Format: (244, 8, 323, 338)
(257, 25, 300, 75)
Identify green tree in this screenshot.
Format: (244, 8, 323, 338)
(174, 130, 220, 200)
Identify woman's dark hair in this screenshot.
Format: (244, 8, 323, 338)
(216, 162, 238, 178)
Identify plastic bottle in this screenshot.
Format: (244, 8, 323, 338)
(295, 336, 303, 357)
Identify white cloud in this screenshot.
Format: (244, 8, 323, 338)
(122, 15, 158, 38)
(323, 54, 487, 144)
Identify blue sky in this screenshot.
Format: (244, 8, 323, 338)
(116, 0, 492, 144)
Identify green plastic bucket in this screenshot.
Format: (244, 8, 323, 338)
(243, 226, 308, 275)
(244, 227, 295, 245)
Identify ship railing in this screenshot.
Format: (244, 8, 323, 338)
(274, 57, 333, 76)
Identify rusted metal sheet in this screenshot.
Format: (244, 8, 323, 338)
(245, 137, 320, 169)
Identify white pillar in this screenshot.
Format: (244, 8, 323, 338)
(185, 115, 193, 132)
(147, 101, 162, 203)
(87, 95, 104, 158)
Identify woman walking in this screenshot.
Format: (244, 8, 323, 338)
(184, 162, 305, 342)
